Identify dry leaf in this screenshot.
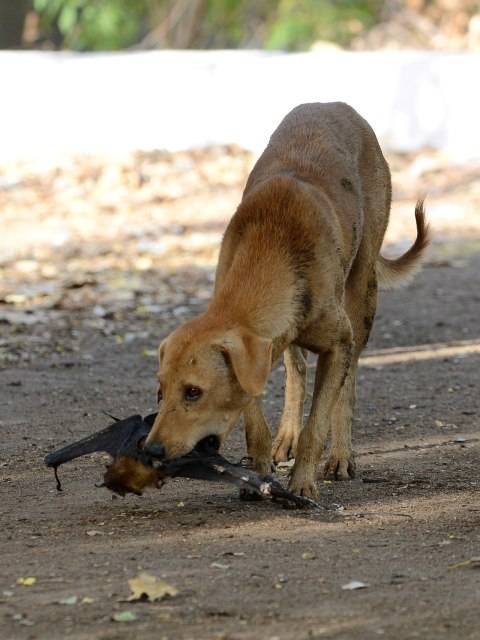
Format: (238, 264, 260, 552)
(302, 552, 316, 560)
(12, 613, 34, 626)
(128, 572, 178, 602)
(448, 557, 480, 570)
(448, 559, 472, 570)
(113, 610, 137, 622)
(342, 580, 369, 590)
(17, 577, 36, 586)
(59, 595, 78, 605)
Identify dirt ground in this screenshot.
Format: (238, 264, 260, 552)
(1, 147, 479, 640)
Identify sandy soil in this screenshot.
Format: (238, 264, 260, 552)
(1, 147, 479, 640)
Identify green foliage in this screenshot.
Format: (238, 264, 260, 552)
(33, 0, 151, 50)
(32, 0, 382, 51)
(265, 0, 380, 51)
(201, 0, 277, 48)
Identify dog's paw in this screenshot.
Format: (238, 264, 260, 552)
(272, 430, 298, 463)
(323, 453, 356, 480)
(242, 455, 274, 475)
(255, 455, 274, 475)
(288, 464, 319, 498)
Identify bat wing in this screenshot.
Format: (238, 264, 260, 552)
(44, 414, 151, 469)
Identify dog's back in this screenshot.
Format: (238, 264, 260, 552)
(244, 102, 391, 258)
(246, 102, 380, 188)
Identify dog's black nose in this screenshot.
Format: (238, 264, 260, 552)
(144, 442, 166, 459)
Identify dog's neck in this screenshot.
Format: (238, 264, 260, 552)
(209, 232, 301, 342)
(207, 175, 321, 342)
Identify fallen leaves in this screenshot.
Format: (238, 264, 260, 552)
(127, 572, 178, 602)
(0, 147, 250, 368)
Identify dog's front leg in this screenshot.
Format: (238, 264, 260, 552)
(289, 333, 353, 498)
(272, 345, 307, 463)
(243, 397, 272, 474)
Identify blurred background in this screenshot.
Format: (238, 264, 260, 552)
(1, 0, 479, 368)
(2, 0, 480, 52)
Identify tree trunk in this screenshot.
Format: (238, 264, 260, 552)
(0, 0, 30, 49)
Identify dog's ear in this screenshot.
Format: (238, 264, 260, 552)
(156, 339, 168, 402)
(158, 338, 167, 366)
(216, 329, 272, 396)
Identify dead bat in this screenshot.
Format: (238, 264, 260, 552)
(44, 413, 321, 509)
(44, 413, 157, 495)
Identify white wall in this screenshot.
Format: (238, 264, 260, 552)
(1, 49, 478, 161)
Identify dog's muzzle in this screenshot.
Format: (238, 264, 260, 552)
(144, 434, 220, 464)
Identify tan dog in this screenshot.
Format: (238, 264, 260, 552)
(144, 102, 430, 497)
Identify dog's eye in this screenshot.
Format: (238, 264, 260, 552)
(157, 386, 163, 403)
(184, 386, 202, 401)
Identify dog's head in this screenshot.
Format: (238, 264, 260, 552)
(145, 316, 272, 458)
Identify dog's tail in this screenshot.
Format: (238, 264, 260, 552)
(377, 200, 430, 289)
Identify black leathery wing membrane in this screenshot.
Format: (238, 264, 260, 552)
(44, 414, 155, 490)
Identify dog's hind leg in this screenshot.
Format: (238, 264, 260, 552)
(324, 270, 378, 480)
(272, 345, 307, 463)
(244, 397, 272, 474)
(323, 367, 357, 479)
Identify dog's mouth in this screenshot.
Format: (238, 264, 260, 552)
(142, 433, 221, 464)
(193, 434, 221, 455)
